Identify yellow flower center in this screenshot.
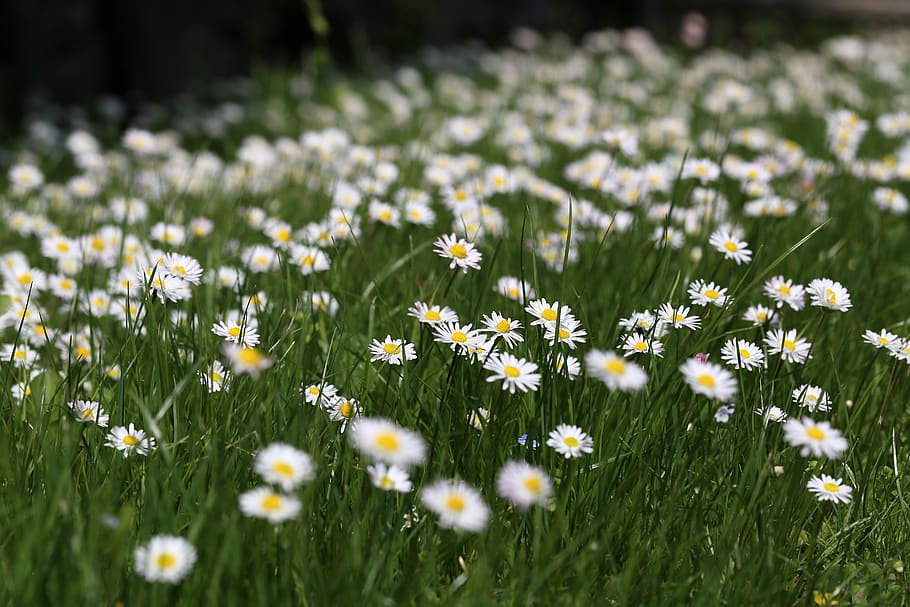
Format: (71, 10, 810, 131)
(303, 255, 315, 266)
(541, 309, 557, 321)
(738, 349, 752, 359)
(380, 475, 392, 488)
(276, 229, 291, 242)
(18, 273, 32, 285)
(523, 476, 542, 493)
(503, 365, 521, 378)
(783, 340, 796, 351)
(211, 373, 222, 383)
(14, 350, 26, 360)
(340, 402, 354, 418)
(822, 482, 840, 493)
(697, 374, 716, 388)
(563, 436, 580, 447)
(448, 244, 467, 259)
(806, 426, 825, 440)
(272, 462, 294, 477)
(558, 328, 570, 340)
(879, 336, 890, 345)
(173, 265, 186, 275)
(606, 359, 625, 375)
(495, 319, 511, 333)
(778, 284, 791, 295)
(81, 407, 95, 419)
(262, 493, 282, 510)
(634, 341, 648, 352)
(56, 242, 70, 252)
(704, 289, 719, 299)
(424, 310, 441, 321)
(757, 311, 767, 321)
(122, 435, 140, 446)
(451, 331, 468, 343)
(238, 348, 262, 365)
(825, 289, 837, 304)
(723, 241, 739, 252)
(445, 494, 466, 512)
(383, 343, 402, 355)
(155, 553, 177, 569)
(75, 347, 91, 359)
(228, 327, 241, 337)
(375, 432, 399, 452)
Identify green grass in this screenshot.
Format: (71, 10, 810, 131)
(2, 28, 910, 606)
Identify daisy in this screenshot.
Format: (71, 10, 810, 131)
(792, 384, 832, 413)
(806, 474, 853, 504)
(688, 279, 731, 308)
(238, 487, 301, 523)
(495, 276, 535, 303)
(763, 276, 806, 310)
(495, 461, 553, 511)
(657, 303, 701, 330)
(620, 332, 665, 358)
(543, 317, 588, 350)
(253, 443, 315, 491)
(326, 395, 361, 430)
(433, 322, 484, 355)
(348, 417, 426, 468)
(742, 304, 777, 326)
(290, 244, 331, 276)
(198, 360, 230, 393)
(483, 353, 541, 393)
(367, 463, 413, 492)
(224, 344, 274, 378)
(105, 423, 156, 457)
(585, 349, 648, 392)
(133, 535, 196, 584)
(719, 338, 765, 371)
(754, 405, 788, 424)
(764, 328, 812, 364)
(862, 328, 900, 349)
(679, 358, 738, 401)
(433, 233, 482, 273)
(406, 301, 458, 326)
(546, 424, 594, 459)
(302, 382, 338, 407)
(807, 278, 852, 312)
(783, 417, 849, 459)
(708, 227, 752, 265)
(549, 352, 582, 379)
(682, 157, 720, 183)
(873, 187, 909, 214)
(67, 399, 110, 427)
(525, 298, 573, 328)
(480, 312, 524, 347)
(420, 479, 489, 533)
(368, 335, 417, 365)
(162, 253, 203, 285)
(212, 318, 260, 348)
(619, 310, 658, 333)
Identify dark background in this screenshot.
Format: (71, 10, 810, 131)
(0, 0, 904, 131)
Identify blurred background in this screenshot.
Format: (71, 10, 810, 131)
(1, 0, 909, 132)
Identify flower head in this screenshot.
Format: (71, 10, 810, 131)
(783, 417, 848, 459)
(433, 233, 482, 273)
(496, 461, 553, 511)
(253, 443, 315, 491)
(133, 535, 196, 584)
(546, 424, 594, 458)
(420, 479, 489, 532)
(349, 417, 426, 468)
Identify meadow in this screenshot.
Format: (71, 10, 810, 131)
(2, 27, 910, 605)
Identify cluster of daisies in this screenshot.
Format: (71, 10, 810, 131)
(7, 26, 910, 590)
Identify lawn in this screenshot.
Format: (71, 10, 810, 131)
(2, 27, 910, 606)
